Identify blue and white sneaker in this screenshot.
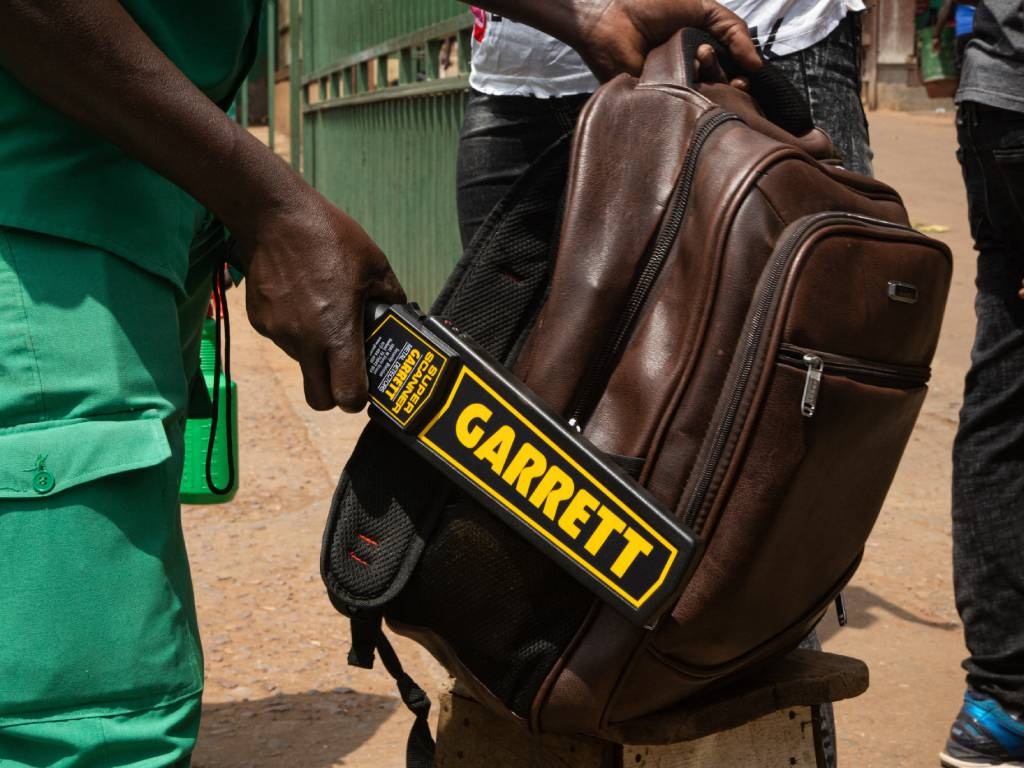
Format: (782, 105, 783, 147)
(940, 690, 1024, 767)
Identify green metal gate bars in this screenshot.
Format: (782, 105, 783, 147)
(300, 2, 473, 305)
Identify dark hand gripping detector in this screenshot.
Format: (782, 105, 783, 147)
(363, 302, 701, 627)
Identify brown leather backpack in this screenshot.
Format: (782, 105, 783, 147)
(321, 29, 952, 756)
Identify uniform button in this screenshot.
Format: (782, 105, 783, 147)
(32, 470, 55, 494)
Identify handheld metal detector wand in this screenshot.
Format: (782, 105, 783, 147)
(361, 301, 701, 628)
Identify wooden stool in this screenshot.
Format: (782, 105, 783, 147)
(435, 649, 868, 767)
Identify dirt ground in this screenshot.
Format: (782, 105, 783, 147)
(188, 109, 976, 767)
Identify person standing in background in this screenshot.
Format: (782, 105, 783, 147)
(940, 1, 1024, 766)
(458, 0, 872, 248)
(718, 0, 872, 174)
(934, 0, 977, 73)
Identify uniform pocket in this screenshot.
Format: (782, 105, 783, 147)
(0, 413, 201, 724)
(0, 412, 170, 499)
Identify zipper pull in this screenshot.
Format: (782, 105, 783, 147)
(801, 354, 824, 417)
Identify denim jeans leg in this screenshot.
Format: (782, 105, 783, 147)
(952, 102, 1024, 709)
(771, 15, 874, 176)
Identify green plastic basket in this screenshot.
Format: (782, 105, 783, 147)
(918, 26, 958, 82)
(180, 317, 238, 504)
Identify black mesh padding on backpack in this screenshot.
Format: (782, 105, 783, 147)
(680, 28, 815, 138)
(321, 423, 448, 612)
(388, 496, 593, 717)
(431, 134, 573, 366)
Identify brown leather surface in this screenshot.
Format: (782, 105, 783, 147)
(522, 30, 952, 734)
(781, 227, 950, 365)
(638, 27, 692, 87)
(513, 79, 709, 410)
(638, 36, 839, 162)
(693, 83, 839, 162)
(603, 648, 869, 744)
(389, 29, 953, 738)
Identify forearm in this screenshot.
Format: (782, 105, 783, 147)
(464, 0, 760, 79)
(0, 1, 407, 413)
(934, 0, 956, 32)
(0, 0, 304, 264)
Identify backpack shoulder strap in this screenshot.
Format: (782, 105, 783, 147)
(320, 421, 448, 613)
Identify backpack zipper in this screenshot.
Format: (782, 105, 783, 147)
(681, 212, 928, 532)
(778, 343, 930, 417)
(795, 353, 824, 418)
(567, 110, 741, 428)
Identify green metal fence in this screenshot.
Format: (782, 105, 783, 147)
(300, 2, 473, 305)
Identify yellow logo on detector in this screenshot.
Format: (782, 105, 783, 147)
(419, 368, 677, 608)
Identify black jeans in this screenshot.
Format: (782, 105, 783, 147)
(953, 101, 1024, 708)
(456, 91, 588, 250)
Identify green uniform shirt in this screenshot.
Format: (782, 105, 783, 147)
(0, 0, 263, 289)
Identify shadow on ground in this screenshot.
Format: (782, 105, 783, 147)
(818, 585, 959, 644)
(193, 688, 398, 768)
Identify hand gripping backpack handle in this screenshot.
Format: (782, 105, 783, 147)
(642, 28, 816, 138)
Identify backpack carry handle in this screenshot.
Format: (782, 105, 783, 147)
(677, 28, 815, 138)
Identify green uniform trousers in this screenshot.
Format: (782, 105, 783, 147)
(0, 226, 211, 766)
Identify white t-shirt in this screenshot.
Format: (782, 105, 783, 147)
(468, 7, 600, 98)
(469, 0, 866, 98)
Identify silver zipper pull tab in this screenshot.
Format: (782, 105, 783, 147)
(801, 354, 824, 417)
